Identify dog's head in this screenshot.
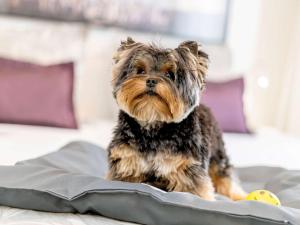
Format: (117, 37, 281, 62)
(112, 37, 209, 124)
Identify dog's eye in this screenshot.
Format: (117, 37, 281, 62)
(137, 68, 145, 74)
(165, 71, 175, 80)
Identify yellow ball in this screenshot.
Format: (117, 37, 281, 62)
(246, 190, 281, 206)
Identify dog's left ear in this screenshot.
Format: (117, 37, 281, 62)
(178, 41, 199, 56)
(178, 41, 209, 89)
(178, 41, 209, 61)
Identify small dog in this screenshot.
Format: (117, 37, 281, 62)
(107, 37, 246, 201)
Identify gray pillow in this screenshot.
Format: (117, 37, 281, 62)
(0, 141, 299, 225)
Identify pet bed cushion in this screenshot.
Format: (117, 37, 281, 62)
(0, 141, 299, 225)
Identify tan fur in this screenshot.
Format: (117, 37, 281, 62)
(209, 163, 247, 201)
(108, 146, 215, 201)
(152, 152, 215, 200)
(112, 39, 202, 123)
(160, 61, 177, 74)
(116, 76, 184, 123)
(107, 144, 149, 182)
(155, 82, 185, 122)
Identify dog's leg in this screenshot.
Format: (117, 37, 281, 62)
(168, 167, 215, 201)
(181, 174, 215, 201)
(197, 105, 247, 200)
(209, 160, 247, 201)
(153, 153, 215, 201)
(107, 144, 148, 183)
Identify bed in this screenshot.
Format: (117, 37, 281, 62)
(1, 121, 300, 224)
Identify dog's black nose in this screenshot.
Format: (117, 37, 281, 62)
(146, 79, 158, 88)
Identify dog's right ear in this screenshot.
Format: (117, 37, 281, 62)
(113, 37, 138, 64)
(118, 37, 136, 51)
(112, 37, 140, 83)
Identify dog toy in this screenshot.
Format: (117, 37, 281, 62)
(246, 190, 281, 206)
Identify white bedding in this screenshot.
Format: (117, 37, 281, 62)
(0, 206, 135, 225)
(225, 128, 300, 170)
(0, 121, 114, 166)
(1, 121, 300, 224)
(1, 121, 300, 169)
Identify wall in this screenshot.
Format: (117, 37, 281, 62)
(1, 1, 300, 135)
(276, 2, 300, 135)
(227, 0, 300, 134)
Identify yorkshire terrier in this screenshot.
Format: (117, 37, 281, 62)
(107, 37, 246, 201)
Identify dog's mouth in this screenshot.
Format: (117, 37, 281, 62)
(135, 91, 167, 105)
(131, 91, 173, 121)
(136, 87, 158, 97)
(146, 89, 156, 96)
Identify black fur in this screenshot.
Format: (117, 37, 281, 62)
(106, 39, 245, 200)
(109, 104, 232, 182)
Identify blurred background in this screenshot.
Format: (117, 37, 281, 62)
(0, 0, 300, 167)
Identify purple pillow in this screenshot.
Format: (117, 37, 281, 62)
(0, 58, 77, 129)
(201, 78, 249, 133)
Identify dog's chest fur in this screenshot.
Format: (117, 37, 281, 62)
(107, 105, 217, 187)
(112, 108, 209, 159)
(108, 142, 203, 191)
(133, 150, 200, 176)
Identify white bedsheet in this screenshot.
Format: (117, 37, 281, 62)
(1, 121, 300, 224)
(0, 121, 114, 166)
(0, 206, 135, 225)
(224, 128, 300, 170)
(1, 121, 300, 169)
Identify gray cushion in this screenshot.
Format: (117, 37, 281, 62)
(0, 141, 299, 225)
